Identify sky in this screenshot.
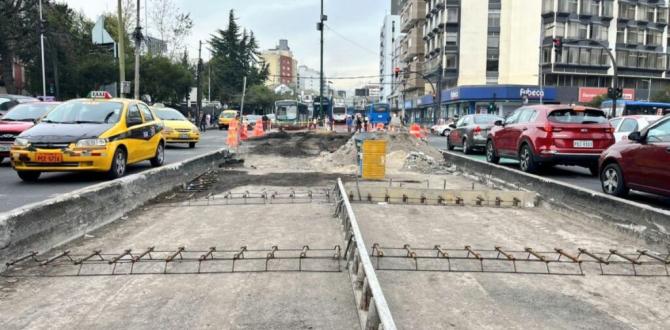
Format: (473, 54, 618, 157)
(60, 0, 392, 92)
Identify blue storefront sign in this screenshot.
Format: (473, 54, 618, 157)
(442, 85, 557, 102)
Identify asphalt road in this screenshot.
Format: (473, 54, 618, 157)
(427, 135, 670, 211)
(0, 128, 229, 213)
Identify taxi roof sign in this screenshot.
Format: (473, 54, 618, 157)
(89, 91, 113, 99)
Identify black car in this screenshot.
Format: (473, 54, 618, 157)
(447, 114, 503, 154)
(0, 94, 40, 117)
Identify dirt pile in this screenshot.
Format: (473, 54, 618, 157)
(250, 132, 351, 158)
(316, 132, 447, 173)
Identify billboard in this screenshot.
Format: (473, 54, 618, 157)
(579, 87, 635, 103)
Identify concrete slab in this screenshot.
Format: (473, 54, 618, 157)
(0, 186, 359, 330)
(353, 203, 670, 329)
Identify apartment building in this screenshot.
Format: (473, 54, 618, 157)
(404, 0, 670, 124)
(398, 0, 427, 110)
(380, 15, 401, 103)
(260, 39, 299, 90)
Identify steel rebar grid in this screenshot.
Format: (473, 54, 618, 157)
(156, 189, 333, 208)
(347, 193, 524, 208)
(2, 246, 344, 277)
(368, 245, 670, 277)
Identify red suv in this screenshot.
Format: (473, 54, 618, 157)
(486, 105, 615, 175)
(599, 115, 670, 197)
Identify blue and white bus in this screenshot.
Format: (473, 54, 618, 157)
(600, 100, 670, 117)
(366, 103, 391, 126)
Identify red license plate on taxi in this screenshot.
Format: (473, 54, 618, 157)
(35, 153, 63, 163)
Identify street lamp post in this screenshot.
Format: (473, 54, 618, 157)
(132, 0, 142, 100)
(38, 0, 46, 99)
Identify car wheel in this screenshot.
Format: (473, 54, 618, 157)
(218, 125, 223, 130)
(441, 129, 449, 137)
(601, 163, 629, 197)
(17, 171, 40, 182)
(446, 136, 455, 151)
(519, 144, 538, 173)
(108, 147, 127, 179)
(462, 138, 471, 155)
(150, 142, 165, 167)
(588, 163, 599, 177)
(189, 142, 196, 149)
(486, 140, 500, 164)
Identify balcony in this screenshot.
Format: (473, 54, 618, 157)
(403, 61, 425, 91)
(400, 0, 427, 33)
(402, 30, 425, 61)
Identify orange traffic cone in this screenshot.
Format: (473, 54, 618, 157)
(375, 123, 384, 131)
(240, 121, 249, 141)
(409, 123, 422, 139)
(253, 118, 264, 137)
(227, 119, 239, 147)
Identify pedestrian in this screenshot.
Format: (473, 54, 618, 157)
(390, 113, 401, 133)
(355, 114, 362, 133)
(262, 114, 269, 131)
(363, 116, 369, 132)
(346, 115, 353, 133)
(200, 113, 207, 132)
(205, 113, 212, 129)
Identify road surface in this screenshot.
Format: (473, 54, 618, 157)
(0, 129, 229, 213)
(427, 135, 670, 210)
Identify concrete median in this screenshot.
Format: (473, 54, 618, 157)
(442, 151, 670, 244)
(0, 149, 232, 268)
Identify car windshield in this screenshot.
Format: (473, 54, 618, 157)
(155, 109, 186, 121)
(373, 106, 389, 112)
(221, 111, 237, 118)
(43, 101, 123, 124)
(2, 103, 57, 121)
(474, 115, 502, 124)
(548, 109, 607, 124)
(276, 105, 297, 120)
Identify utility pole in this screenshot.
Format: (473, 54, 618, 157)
(117, 0, 126, 97)
(208, 57, 212, 102)
(435, 38, 445, 125)
(196, 40, 203, 122)
(38, 0, 46, 99)
(317, 0, 326, 121)
(133, 0, 142, 99)
(240, 76, 247, 114)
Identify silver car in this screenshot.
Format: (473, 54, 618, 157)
(446, 114, 503, 154)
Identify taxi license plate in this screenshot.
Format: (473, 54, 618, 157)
(35, 153, 63, 163)
(573, 140, 593, 148)
(180, 134, 189, 139)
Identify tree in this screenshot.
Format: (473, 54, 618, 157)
(244, 84, 277, 113)
(651, 90, 670, 103)
(0, 0, 39, 94)
(208, 10, 268, 103)
(139, 54, 192, 103)
(149, 0, 193, 59)
(584, 94, 607, 108)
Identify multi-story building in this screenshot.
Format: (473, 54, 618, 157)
(398, 0, 427, 112)
(380, 15, 401, 103)
(260, 39, 299, 90)
(391, 0, 401, 14)
(297, 65, 324, 94)
(404, 0, 670, 125)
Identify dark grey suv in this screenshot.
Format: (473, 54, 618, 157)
(447, 114, 503, 154)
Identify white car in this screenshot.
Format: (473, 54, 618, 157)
(431, 124, 452, 136)
(610, 115, 662, 142)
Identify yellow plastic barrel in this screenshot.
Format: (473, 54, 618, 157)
(361, 140, 386, 180)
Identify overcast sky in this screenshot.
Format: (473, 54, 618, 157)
(60, 0, 392, 91)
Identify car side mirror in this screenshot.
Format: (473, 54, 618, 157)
(627, 131, 643, 142)
(494, 120, 504, 126)
(448, 123, 456, 129)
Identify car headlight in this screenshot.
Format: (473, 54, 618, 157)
(14, 138, 30, 147)
(76, 138, 108, 147)
(164, 127, 174, 133)
(192, 127, 200, 133)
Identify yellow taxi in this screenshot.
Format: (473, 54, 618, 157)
(10, 91, 165, 182)
(152, 107, 200, 148)
(218, 110, 239, 130)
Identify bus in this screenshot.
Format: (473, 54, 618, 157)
(600, 100, 670, 118)
(366, 103, 391, 126)
(332, 104, 347, 123)
(312, 96, 331, 120)
(274, 100, 310, 129)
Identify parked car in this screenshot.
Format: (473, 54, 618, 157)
(447, 114, 503, 154)
(0, 94, 40, 117)
(431, 123, 452, 136)
(609, 115, 661, 143)
(486, 105, 615, 176)
(599, 115, 670, 197)
(0, 102, 60, 164)
(153, 107, 200, 148)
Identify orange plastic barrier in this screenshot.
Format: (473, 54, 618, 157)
(375, 123, 385, 131)
(227, 119, 239, 147)
(240, 122, 249, 141)
(253, 118, 264, 137)
(409, 123, 423, 139)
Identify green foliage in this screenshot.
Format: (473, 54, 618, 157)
(208, 10, 268, 103)
(243, 85, 278, 113)
(584, 94, 607, 108)
(0, 0, 40, 93)
(650, 90, 670, 103)
(140, 54, 193, 103)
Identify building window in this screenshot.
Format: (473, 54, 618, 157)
(658, 8, 668, 24)
(638, 5, 655, 22)
(616, 50, 627, 67)
(638, 52, 648, 68)
(488, 9, 500, 28)
(542, 47, 552, 64)
(446, 7, 459, 23)
(602, 0, 614, 17)
(555, 21, 565, 37)
(568, 47, 579, 65)
(445, 31, 458, 45)
(619, 2, 635, 20)
(591, 24, 608, 41)
(542, 0, 554, 13)
(487, 32, 499, 48)
(558, 0, 578, 13)
(647, 29, 662, 46)
(567, 21, 588, 39)
(486, 52, 499, 72)
(445, 53, 457, 68)
(579, 48, 591, 65)
(580, 0, 599, 16)
(627, 52, 637, 68)
(616, 26, 625, 43)
(627, 28, 639, 45)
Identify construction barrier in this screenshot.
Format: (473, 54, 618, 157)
(240, 121, 249, 141)
(227, 119, 239, 147)
(375, 123, 385, 131)
(409, 123, 423, 139)
(253, 118, 264, 137)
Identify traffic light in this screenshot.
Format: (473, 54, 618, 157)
(608, 87, 623, 99)
(488, 102, 497, 113)
(39, 19, 47, 35)
(552, 37, 563, 56)
(394, 67, 401, 79)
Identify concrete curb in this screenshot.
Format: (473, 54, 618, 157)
(442, 151, 670, 244)
(0, 149, 231, 267)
